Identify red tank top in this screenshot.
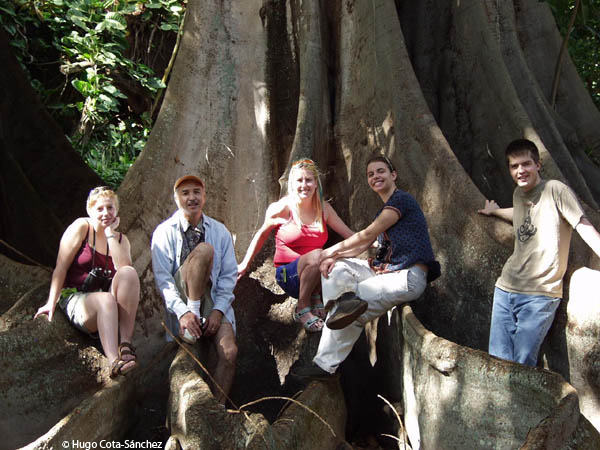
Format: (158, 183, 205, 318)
(273, 216, 328, 266)
(63, 224, 117, 289)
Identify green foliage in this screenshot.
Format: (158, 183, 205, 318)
(68, 114, 152, 187)
(545, 0, 600, 109)
(0, 0, 185, 188)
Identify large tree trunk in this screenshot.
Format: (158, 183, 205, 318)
(3, 0, 600, 447)
(0, 30, 103, 267)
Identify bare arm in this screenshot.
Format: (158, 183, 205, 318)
(319, 209, 400, 276)
(324, 202, 354, 239)
(576, 217, 600, 258)
(35, 218, 88, 321)
(478, 199, 514, 223)
(237, 200, 288, 280)
(104, 216, 133, 269)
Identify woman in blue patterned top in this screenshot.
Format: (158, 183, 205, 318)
(295, 155, 440, 379)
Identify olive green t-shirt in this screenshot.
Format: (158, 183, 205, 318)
(496, 180, 585, 298)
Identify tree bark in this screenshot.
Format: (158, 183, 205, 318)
(0, 30, 103, 267)
(516, 0, 600, 199)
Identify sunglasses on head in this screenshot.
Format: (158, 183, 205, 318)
(382, 156, 395, 172)
(88, 186, 112, 199)
(292, 158, 315, 166)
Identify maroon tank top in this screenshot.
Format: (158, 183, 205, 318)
(63, 223, 118, 290)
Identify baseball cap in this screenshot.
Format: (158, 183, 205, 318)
(173, 175, 205, 192)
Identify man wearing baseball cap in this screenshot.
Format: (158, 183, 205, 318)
(151, 175, 238, 404)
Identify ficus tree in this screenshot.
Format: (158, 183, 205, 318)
(1, 0, 600, 448)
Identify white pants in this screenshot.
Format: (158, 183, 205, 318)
(314, 258, 427, 373)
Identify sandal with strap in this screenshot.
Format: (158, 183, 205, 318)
(311, 294, 326, 319)
(293, 306, 324, 332)
(118, 342, 137, 362)
(110, 357, 136, 378)
(311, 303, 327, 320)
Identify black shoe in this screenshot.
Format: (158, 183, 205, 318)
(325, 292, 368, 330)
(292, 364, 339, 381)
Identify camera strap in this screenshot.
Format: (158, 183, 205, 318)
(91, 228, 110, 272)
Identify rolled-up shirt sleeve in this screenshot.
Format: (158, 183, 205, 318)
(151, 226, 190, 320)
(211, 226, 237, 314)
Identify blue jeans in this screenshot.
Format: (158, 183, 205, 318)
(488, 287, 561, 367)
(275, 258, 301, 299)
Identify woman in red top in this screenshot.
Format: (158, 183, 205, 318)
(35, 187, 140, 377)
(238, 159, 353, 332)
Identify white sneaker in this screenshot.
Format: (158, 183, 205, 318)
(180, 328, 197, 344)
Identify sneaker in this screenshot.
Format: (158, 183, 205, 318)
(325, 292, 368, 330)
(180, 328, 197, 344)
(292, 363, 339, 381)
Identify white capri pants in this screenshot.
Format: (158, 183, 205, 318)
(314, 258, 427, 373)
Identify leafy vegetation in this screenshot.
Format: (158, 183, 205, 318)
(0, 1, 598, 186)
(0, 0, 185, 187)
(546, 0, 600, 108)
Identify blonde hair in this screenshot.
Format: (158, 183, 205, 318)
(86, 186, 119, 212)
(287, 159, 325, 232)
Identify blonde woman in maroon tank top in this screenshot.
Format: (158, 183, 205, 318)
(237, 159, 354, 332)
(35, 187, 140, 378)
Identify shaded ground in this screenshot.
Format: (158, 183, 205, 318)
(121, 332, 406, 449)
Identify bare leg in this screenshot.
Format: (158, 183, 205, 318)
(80, 292, 129, 369)
(180, 242, 235, 399)
(110, 265, 140, 345)
(211, 323, 237, 405)
(292, 249, 324, 331)
(182, 243, 213, 299)
(296, 249, 322, 311)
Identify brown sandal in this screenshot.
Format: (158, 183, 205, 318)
(118, 342, 137, 362)
(110, 358, 136, 378)
(109, 342, 137, 378)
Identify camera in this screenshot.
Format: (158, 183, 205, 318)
(81, 267, 113, 292)
(376, 240, 391, 261)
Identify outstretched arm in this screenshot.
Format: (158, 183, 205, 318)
(324, 202, 354, 239)
(478, 199, 514, 223)
(576, 217, 600, 258)
(237, 200, 288, 280)
(319, 208, 400, 277)
(35, 218, 88, 321)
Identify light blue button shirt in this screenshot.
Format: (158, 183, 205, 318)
(151, 210, 237, 338)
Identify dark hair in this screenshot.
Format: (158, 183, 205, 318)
(505, 139, 540, 165)
(366, 155, 395, 173)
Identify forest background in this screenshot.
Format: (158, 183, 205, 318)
(1, 0, 598, 187)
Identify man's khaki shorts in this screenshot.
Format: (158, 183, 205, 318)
(174, 265, 229, 324)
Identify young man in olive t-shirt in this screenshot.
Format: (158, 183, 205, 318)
(478, 139, 600, 366)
